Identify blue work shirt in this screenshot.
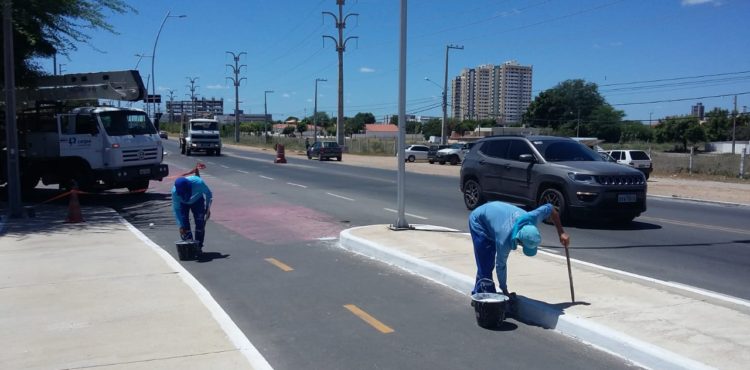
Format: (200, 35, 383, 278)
(171, 176, 213, 229)
(469, 202, 552, 290)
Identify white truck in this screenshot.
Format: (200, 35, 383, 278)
(3, 70, 168, 192)
(179, 118, 222, 156)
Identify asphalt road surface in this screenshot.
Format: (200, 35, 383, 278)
(160, 141, 750, 300)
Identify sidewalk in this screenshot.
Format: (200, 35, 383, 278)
(340, 225, 750, 370)
(0, 205, 270, 370)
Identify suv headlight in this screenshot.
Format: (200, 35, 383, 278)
(568, 172, 596, 184)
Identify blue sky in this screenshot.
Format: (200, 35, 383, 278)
(51, 0, 750, 123)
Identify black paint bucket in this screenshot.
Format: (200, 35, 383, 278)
(471, 293, 509, 329)
(175, 241, 198, 261)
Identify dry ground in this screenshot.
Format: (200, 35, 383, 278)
(225, 144, 750, 206)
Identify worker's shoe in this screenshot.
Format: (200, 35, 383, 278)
(506, 292, 519, 318)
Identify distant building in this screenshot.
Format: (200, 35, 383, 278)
(166, 97, 223, 120)
(451, 60, 532, 125)
(383, 114, 439, 124)
(214, 113, 272, 124)
(691, 102, 705, 120)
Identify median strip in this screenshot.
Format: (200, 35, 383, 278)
(264, 258, 294, 272)
(343, 304, 394, 334)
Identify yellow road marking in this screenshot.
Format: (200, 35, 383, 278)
(343, 304, 394, 334)
(640, 216, 750, 236)
(265, 258, 294, 272)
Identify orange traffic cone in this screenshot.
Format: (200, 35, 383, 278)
(275, 144, 287, 163)
(65, 188, 84, 223)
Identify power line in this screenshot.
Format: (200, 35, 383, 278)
(599, 70, 750, 87)
(612, 91, 750, 106)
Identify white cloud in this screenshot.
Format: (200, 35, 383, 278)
(206, 84, 226, 89)
(282, 93, 291, 98)
(359, 67, 375, 73)
(681, 0, 722, 6)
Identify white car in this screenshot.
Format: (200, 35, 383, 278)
(404, 144, 430, 162)
(608, 149, 653, 179)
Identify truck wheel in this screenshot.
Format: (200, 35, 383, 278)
(318, 153, 323, 161)
(450, 155, 459, 165)
(180, 143, 185, 154)
(337, 155, 342, 161)
(215, 149, 221, 156)
(186, 148, 192, 156)
(127, 180, 150, 193)
(438, 160, 445, 165)
(428, 159, 435, 164)
(20, 173, 40, 193)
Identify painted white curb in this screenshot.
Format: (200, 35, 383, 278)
(339, 226, 714, 370)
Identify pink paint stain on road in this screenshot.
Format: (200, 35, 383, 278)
(155, 163, 343, 245)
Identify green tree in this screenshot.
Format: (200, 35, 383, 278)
(405, 121, 422, 134)
(281, 125, 295, 136)
(523, 79, 612, 132)
(346, 112, 374, 135)
(619, 121, 653, 142)
(296, 122, 307, 136)
(654, 116, 702, 151)
(1, 0, 136, 86)
(704, 108, 731, 141)
(421, 118, 442, 140)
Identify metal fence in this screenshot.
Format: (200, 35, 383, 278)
(652, 149, 747, 178)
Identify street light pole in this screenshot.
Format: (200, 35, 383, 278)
(150, 11, 186, 118)
(225, 52, 246, 143)
(3, 0, 22, 217)
(442, 44, 463, 145)
(264, 90, 274, 139)
(392, 0, 409, 230)
(314, 78, 327, 144)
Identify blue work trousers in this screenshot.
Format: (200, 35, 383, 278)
(179, 200, 206, 246)
(470, 226, 498, 294)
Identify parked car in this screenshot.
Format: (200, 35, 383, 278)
(427, 144, 450, 164)
(159, 130, 168, 139)
(436, 142, 475, 165)
(307, 141, 342, 161)
(404, 144, 430, 162)
(608, 150, 653, 179)
(460, 135, 647, 223)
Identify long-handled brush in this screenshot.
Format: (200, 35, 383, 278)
(564, 245, 575, 302)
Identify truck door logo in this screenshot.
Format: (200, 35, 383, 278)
(138, 150, 145, 160)
(68, 137, 77, 145)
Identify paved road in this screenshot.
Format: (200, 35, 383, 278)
(161, 141, 750, 300)
(100, 143, 636, 369)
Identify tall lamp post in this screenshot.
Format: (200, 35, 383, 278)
(424, 77, 443, 140)
(264, 90, 274, 139)
(442, 44, 463, 145)
(150, 11, 186, 119)
(313, 78, 327, 143)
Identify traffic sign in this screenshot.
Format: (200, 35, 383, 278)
(145, 94, 161, 103)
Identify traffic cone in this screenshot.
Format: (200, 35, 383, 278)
(275, 144, 287, 163)
(65, 188, 84, 223)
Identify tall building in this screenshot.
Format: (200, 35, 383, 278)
(691, 102, 705, 120)
(451, 60, 532, 124)
(166, 97, 224, 120)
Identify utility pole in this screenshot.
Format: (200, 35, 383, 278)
(264, 90, 274, 140)
(576, 108, 581, 137)
(442, 44, 463, 145)
(167, 89, 176, 123)
(323, 0, 359, 147)
(226, 51, 247, 143)
(732, 95, 737, 154)
(314, 78, 327, 144)
(3, 0, 22, 217)
(186, 77, 199, 120)
(392, 0, 409, 230)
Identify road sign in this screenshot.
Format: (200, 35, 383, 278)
(145, 94, 161, 103)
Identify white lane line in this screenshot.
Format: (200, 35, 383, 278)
(205, 161, 216, 165)
(383, 208, 428, 220)
(287, 182, 308, 188)
(237, 170, 250, 174)
(326, 192, 354, 201)
(220, 165, 230, 169)
(259, 175, 274, 180)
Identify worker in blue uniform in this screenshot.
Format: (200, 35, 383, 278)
(469, 201, 569, 296)
(172, 175, 213, 252)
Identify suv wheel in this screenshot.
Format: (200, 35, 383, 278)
(463, 179, 485, 210)
(428, 159, 435, 164)
(407, 155, 415, 162)
(450, 155, 459, 165)
(539, 188, 567, 220)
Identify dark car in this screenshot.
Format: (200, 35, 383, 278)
(159, 130, 168, 139)
(460, 135, 647, 223)
(427, 144, 450, 164)
(307, 141, 342, 161)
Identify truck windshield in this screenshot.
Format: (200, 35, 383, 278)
(191, 121, 218, 131)
(99, 111, 157, 136)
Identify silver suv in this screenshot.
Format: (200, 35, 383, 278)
(460, 135, 647, 223)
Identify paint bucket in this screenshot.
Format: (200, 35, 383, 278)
(471, 293, 509, 329)
(175, 241, 198, 261)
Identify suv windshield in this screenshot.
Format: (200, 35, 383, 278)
(191, 121, 218, 131)
(322, 142, 340, 148)
(532, 140, 602, 162)
(99, 111, 157, 136)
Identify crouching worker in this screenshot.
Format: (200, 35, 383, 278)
(469, 201, 569, 296)
(172, 176, 213, 252)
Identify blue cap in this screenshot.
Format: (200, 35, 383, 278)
(517, 224, 541, 256)
(174, 177, 192, 201)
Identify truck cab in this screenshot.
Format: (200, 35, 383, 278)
(180, 118, 222, 156)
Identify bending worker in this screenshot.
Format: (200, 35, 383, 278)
(469, 201, 569, 296)
(172, 175, 213, 251)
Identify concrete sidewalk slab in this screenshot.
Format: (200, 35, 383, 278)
(341, 225, 750, 370)
(0, 206, 270, 370)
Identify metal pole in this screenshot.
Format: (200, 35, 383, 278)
(442, 44, 463, 145)
(151, 12, 186, 119)
(3, 0, 22, 217)
(392, 0, 409, 230)
(689, 147, 694, 174)
(576, 108, 581, 137)
(732, 95, 737, 154)
(264, 90, 274, 142)
(740, 148, 746, 179)
(313, 78, 326, 144)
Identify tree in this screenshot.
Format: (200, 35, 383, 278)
(1, 0, 136, 87)
(620, 121, 653, 142)
(421, 118, 441, 140)
(523, 79, 611, 132)
(654, 116, 702, 151)
(296, 122, 307, 136)
(405, 121, 422, 134)
(345, 112, 374, 135)
(281, 125, 296, 136)
(704, 108, 731, 142)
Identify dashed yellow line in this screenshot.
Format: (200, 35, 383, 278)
(344, 304, 395, 334)
(265, 258, 294, 272)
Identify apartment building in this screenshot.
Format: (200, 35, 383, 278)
(451, 60, 532, 124)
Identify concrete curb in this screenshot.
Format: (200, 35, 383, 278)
(340, 226, 714, 370)
(648, 194, 750, 208)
